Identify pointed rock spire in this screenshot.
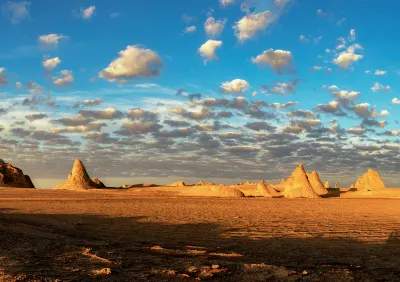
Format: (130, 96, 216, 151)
(324, 181, 330, 189)
(54, 159, 105, 190)
(283, 164, 320, 198)
(355, 169, 385, 191)
(307, 171, 328, 195)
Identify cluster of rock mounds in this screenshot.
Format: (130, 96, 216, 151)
(257, 164, 328, 198)
(353, 169, 385, 191)
(0, 159, 35, 188)
(54, 159, 106, 190)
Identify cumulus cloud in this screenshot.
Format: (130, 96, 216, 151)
(170, 107, 212, 120)
(316, 9, 326, 17)
(37, 34, 68, 48)
(5, 1, 30, 24)
(349, 29, 356, 41)
(333, 45, 364, 68)
(374, 70, 387, 76)
(52, 116, 93, 126)
(392, 98, 400, 105)
(99, 45, 163, 82)
(52, 70, 74, 87)
(245, 121, 276, 132)
(283, 126, 303, 134)
(220, 79, 249, 94)
(204, 17, 226, 38)
(0, 68, 8, 85)
(326, 85, 339, 91)
(233, 11, 271, 42)
(299, 35, 309, 43)
(220, 0, 235, 7)
(51, 122, 106, 134)
(79, 108, 123, 119)
(82, 132, 115, 144)
(26, 81, 44, 95)
(317, 101, 341, 114)
(115, 122, 162, 136)
(42, 57, 61, 72)
(347, 128, 365, 135)
(183, 25, 196, 34)
(164, 120, 191, 127)
(269, 80, 299, 95)
(198, 40, 222, 64)
(270, 101, 298, 109)
(288, 110, 314, 119)
(83, 98, 103, 107)
(371, 82, 390, 92)
(81, 6, 95, 19)
(252, 49, 294, 74)
(15, 82, 23, 89)
(127, 108, 159, 122)
(25, 113, 48, 122)
(360, 119, 387, 128)
(352, 103, 378, 118)
(380, 110, 389, 117)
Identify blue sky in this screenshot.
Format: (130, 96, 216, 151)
(0, 0, 399, 188)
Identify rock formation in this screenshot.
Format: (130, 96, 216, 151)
(54, 159, 105, 190)
(349, 184, 355, 189)
(0, 159, 35, 188)
(92, 178, 106, 188)
(307, 171, 328, 195)
(335, 183, 339, 188)
(168, 181, 185, 187)
(257, 180, 280, 197)
(197, 180, 206, 186)
(218, 185, 245, 197)
(355, 169, 385, 191)
(324, 181, 330, 189)
(283, 164, 320, 198)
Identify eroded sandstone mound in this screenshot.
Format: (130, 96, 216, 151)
(54, 159, 105, 190)
(283, 164, 320, 198)
(168, 181, 185, 187)
(307, 171, 328, 195)
(92, 178, 106, 188)
(197, 181, 206, 186)
(0, 159, 35, 188)
(257, 180, 280, 197)
(355, 169, 385, 191)
(324, 181, 330, 189)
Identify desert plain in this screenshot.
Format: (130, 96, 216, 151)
(1, 159, 400, 281)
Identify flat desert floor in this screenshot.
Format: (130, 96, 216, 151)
(1, 188, 400, 281)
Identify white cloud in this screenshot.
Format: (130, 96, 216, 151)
(312, 66, 322, 71)
(252, 90, 258, 96)
(392, 98, 400, 105)
(204, 17, 226, 38)
(333, 45, 364, 68)
(371, 82, 390, 92)
(183, 25, 196, 34)
(198, 40, 222, 64)
(81, 6, 95, 20)
(0, 68, 8, 85)
(299, 35, 309, 43)
(347, 128, 365, 135)
(252, 49, 293, 74)
(349, 29, 356, 41)
(220, 0, 235, 7)
(365, 70, 371, 74)
(6, 1, 30, 24)
(37, 34, 68, 48)
(353, 103, 377, 118)
(42, 57, 61, 71)
(27, 81, 44, 95)
(52, 70, 74, 87)
(220, 79, 249, 94)
(327, 85, 339, 91)
(233, 11, 271, 42)
(110, 12, 120, 19)
(380, 110, 389, 117)
(15, 82, 23, 89)
(316, 9, 326, 17)
(99, 45, 163, 82)
(374, 70, 387, 76)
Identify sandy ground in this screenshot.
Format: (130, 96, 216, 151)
(1, 188, 400, 281)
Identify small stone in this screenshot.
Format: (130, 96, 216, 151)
(302, 270, 308, 275)
(211, 264, 219, 269)
(188, 266, 198, 273)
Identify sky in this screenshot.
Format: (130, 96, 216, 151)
(0, 0, 399, 188)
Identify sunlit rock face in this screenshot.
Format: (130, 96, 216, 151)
(0, 159, 35, 188)
(355, 169, 386, 191)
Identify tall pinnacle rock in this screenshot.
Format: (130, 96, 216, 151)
(283, 164, 320, 198)
(307, 171, 328, 195)
(355, 169, 385, 191)
(54, 159, 105, 190)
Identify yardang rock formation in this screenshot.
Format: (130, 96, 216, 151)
(0, 159, 35, 188)
(355, 169, 385, 191)
(283, 164, 320, 198)
(307, 171, 328, 195)
(54, 159, 105, 190)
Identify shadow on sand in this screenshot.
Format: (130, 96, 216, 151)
(1, 209, 400, 281)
